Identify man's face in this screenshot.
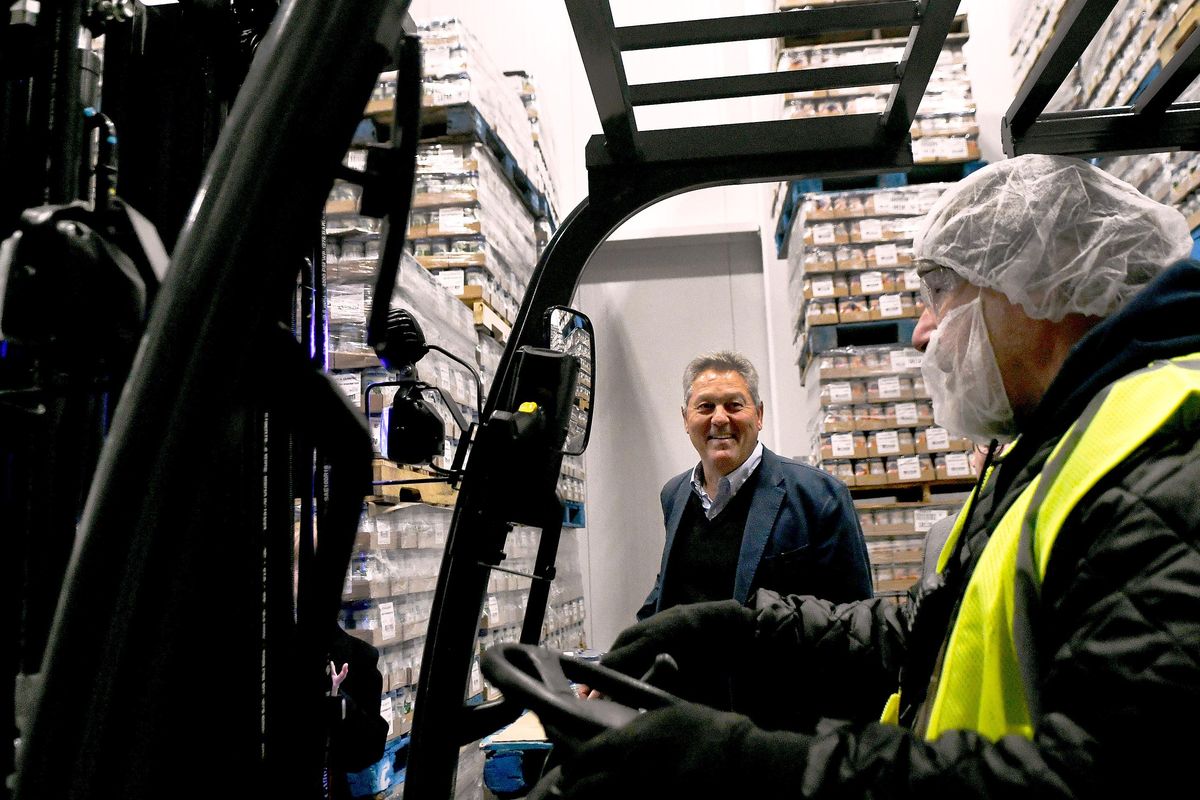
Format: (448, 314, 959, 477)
(682, 369, 763, 479)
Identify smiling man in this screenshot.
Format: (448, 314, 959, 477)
(636, 351, 872, 624)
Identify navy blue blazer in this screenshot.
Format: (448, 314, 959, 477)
(637, 447, 872, 621)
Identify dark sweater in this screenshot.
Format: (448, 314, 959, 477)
(660, 467, 761, 611)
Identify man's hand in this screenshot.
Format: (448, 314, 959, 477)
(330, 661, 349, 696)
(573, 684, 603, 700)
(536, 702, 811, 799)
(601, 601, 758, 693)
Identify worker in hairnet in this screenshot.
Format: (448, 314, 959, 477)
(542, 154, 1200, 798)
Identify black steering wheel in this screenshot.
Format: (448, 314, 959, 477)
(480, 643, 680, 756)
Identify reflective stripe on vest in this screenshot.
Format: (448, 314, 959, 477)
(923, 353, 1200, 741)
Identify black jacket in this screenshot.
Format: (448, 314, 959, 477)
(327, 625, 388, 799)
(737, 260, 1200, 797)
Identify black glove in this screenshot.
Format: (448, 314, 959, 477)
(601, 600, 758, 695)
(541, 702, 812, 799)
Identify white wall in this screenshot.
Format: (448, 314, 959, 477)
(961, 0, 1020, 163)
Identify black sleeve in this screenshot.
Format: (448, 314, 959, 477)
(729, 590, 905, 729)
(734, 438, 1200, 798)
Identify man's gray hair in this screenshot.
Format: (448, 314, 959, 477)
(682, 351, 761, 405)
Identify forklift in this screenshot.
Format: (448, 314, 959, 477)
(3, 1, 1197, 798)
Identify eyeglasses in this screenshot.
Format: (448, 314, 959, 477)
(918, 263, 969, 321)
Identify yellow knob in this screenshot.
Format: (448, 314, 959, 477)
(518, 401, 539, 413)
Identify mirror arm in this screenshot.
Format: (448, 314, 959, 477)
(427, 342, 485, 416)
(426, 384, 469, 434)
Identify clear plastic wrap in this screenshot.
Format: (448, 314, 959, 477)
(410, 141, 538, 287)
(415, 18, 539, 181)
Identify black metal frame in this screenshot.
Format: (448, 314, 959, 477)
(1003, 0, 1200, 157)
(14, 1, 397, 797)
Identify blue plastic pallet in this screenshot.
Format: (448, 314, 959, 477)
(562, 500, 586, 528)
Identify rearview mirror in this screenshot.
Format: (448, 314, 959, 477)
(545, 306, 594, 456)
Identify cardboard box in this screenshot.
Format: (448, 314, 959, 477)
(821, 433, 868, 461)
(867, 376, 914, 404)
(868, 430, 916, 458)
(822, 380, 866, 405)
(850, 270, 894, 295)
(837, 296, 871, 322)
(886, 455, 935, 484)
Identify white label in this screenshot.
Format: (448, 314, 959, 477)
(435, 268, 466, 295)
(905, 351, 924, 370)
(487, 595, 501, 623)
(878, 375, 902, 399)
(333, 372, 362, 408)
(370, 417, 383, 454)
(812, 224, 836, 245)
(874, 243, 899, 267)
(897, 455, 922, 481)
(914, 508, 951, 532)
(811, 277, 835, 297)
(941, 137, 971, 160)
(376, 527, 392, 547)
(895, 402, 919, 426)
(379, 602, 397, 640)
(859, 219, 883, 242)
(902, 268, 921, 290)
(876, 430, 900, 454)
(469, 660, 483, 697)
(913, 137, 940, 161)
(830, 433, 855, 457)
(828, 382, 853, 403)
(438, 206, 467, 232)
(889, 350, 908, 373)
(878, 293, 903, 317)
(874, 193, 900, 215)
(860, 271, 884, 293)
(328, 287, 366, 322)
(925, 427, 951, 450)
(380, 697, 395, 737)
(945, 452, 972, 477)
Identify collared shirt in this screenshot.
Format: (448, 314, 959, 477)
(690, 441, 764, 520)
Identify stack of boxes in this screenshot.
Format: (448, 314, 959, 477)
(1013, 0, 1195, 113)
(787, 183, 952, 363)
(811, 344, 978, 594)
(339, 505, 587, 739)
(508, 69, 562, 253)
(1010, 0, 1200, 239)
(409, 141, 536, 331)
(813, 344, 976, 488)
(778, 37, 979, 165)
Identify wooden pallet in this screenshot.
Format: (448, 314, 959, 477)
(471, 299, 512, 343)
(371, 459, 458, 507)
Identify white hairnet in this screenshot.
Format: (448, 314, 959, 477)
(913, 154, 1193, 321)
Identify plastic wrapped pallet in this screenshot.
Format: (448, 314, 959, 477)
(417, 18, 539, 182)
(410, 141, 538, 300)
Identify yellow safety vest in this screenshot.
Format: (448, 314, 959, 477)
(880, 352, 1200, 741)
